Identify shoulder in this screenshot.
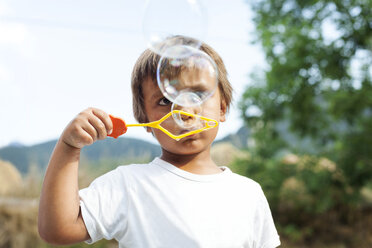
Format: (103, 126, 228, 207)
(115, 161, 159, 179)
(227, 170, 262, 191)
(105, 161, 155, 176)
(223, 170, 269, 204)
(230, 172, 281, 247)
(114, 162, 150, 175)
(79, 162, 154, 206)
(83, 162, 152, 189)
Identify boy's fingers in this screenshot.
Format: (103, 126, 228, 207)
(88, 115, 107, 140)
(81, 120, 98, 142)
(91, 108, 113, 134)
(76, 127, 94, 147)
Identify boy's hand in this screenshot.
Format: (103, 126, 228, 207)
(62, 108, 113, 149)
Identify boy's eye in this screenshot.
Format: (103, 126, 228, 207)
(158, 97, 171, 106)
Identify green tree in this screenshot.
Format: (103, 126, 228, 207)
(241, 0, 372, 200)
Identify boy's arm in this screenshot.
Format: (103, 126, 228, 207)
(38, 108, 113, 245)
(38, 140, 89, 245)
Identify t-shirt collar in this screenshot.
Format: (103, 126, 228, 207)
(151, 157, 231, 182)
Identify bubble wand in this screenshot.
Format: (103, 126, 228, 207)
(108, 110, 218, 140)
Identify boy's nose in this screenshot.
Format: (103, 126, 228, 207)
(180, 110, 196, 122)
(178, 105, 199, 114)
(172, 104, 202, 129)
(174, 104, 201, 120)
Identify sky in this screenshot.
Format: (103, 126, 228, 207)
(0, 0, 265, 148)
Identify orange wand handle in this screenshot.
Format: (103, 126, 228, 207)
(108, 115, 128, 138)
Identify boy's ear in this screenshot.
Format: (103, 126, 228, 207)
(219, 99, 227, 122)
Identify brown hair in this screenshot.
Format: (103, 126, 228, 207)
(131, 37, 233, 123)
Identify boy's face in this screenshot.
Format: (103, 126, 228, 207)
(142, 77, 226, 156)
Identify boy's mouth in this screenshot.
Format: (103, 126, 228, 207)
(179, 129, 192, 135)
(178, 129, 197, 138)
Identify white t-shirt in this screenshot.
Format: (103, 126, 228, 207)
(79, 157, 280, 248)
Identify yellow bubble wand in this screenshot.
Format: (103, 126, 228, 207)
(108, 110, 218, 140)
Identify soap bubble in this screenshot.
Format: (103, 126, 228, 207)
(142, 0, 207, 55)
(171, 92, 203, 129)
(157, 45, 218, 106)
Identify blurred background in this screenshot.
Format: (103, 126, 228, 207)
(0, 0, 371, 247)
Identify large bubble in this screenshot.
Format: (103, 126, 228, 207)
(157, 45, 218, 106)
(142, 0, 207, 56)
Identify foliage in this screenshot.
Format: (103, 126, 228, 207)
(234, 154, 344, 215)
(232, 153, 372, 245)
(240, 0, 372, 244)
(242, 0, 372, 198)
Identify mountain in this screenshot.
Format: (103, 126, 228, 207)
(0, 126, 250, 175)
(215, 126, 250, 149)
(0, 138, 161, 174)
(0, 140, 57, 174)
(7, 141, 25, 147)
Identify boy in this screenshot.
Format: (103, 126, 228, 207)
(38, 37, 281, 248)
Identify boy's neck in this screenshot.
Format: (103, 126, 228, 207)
(160, 147, 222, 175)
